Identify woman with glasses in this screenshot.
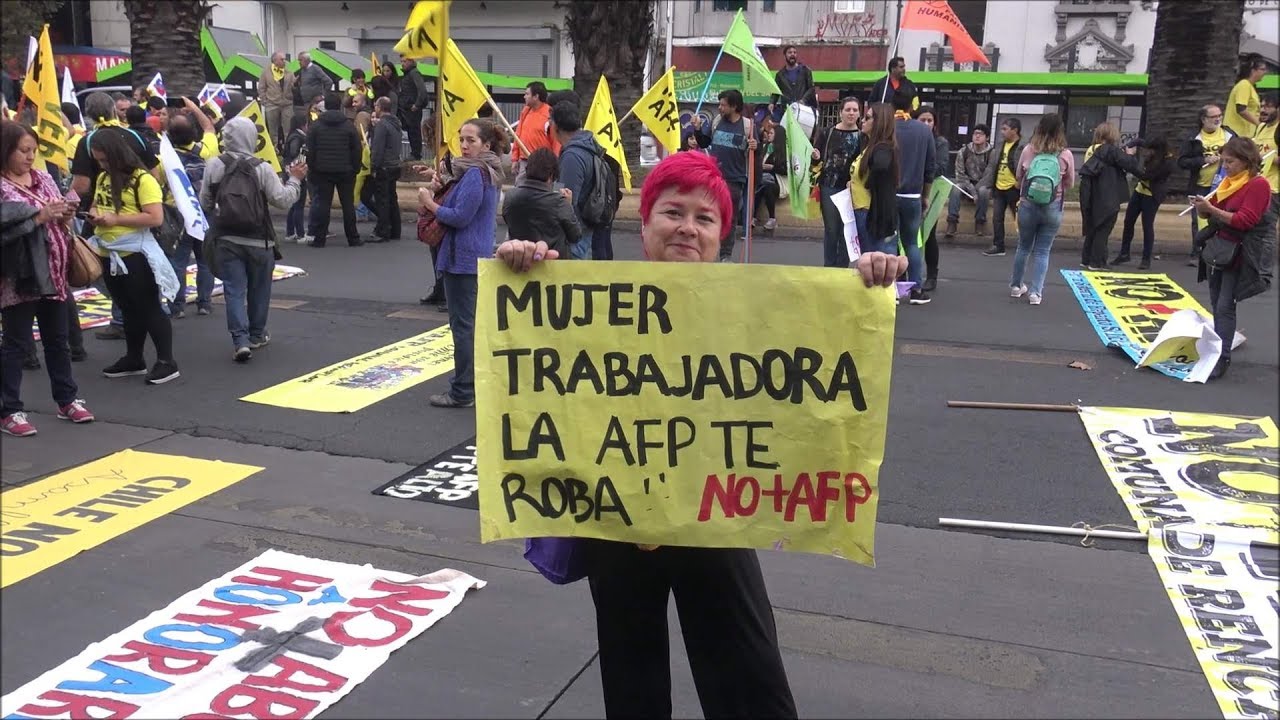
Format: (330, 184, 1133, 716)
(1177, 105, 1236, 265)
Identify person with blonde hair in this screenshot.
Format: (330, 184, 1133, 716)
(1008, 113, 1075, 305)
(1077, 121, 1139, 269)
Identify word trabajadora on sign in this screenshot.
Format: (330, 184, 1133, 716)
(475, 261, 897, 565)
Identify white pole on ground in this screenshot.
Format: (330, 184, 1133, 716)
(939, 517, 1146, 541)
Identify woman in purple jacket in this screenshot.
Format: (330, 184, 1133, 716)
(417, 118, 506, 408)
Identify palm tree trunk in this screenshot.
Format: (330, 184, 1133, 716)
(1144, 0, 1244, 191)
(565, 0, 656, 175)
(123, 0, 211, 99)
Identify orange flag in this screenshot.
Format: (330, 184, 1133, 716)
(900, 0, 990, 66)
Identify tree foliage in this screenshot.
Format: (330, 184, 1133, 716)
(122, 0, 213, 98)
(565, 0, 656, 171)
(1144, 0, 1244, 191)
(1, 1, 64, 73)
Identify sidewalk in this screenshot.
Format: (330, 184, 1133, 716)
(387, 182, 1198, 252)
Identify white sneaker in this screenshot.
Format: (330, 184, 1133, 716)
(1010, 284, 1028, 298)
(1029, 293, 1042, 306)
(284, 234, 297, 244)
(298, 235, 313, 245)
(764, 218, 777, 230)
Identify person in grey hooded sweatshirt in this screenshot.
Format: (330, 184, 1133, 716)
(369, 97, 403, 242)
(551, 101, 607, 260)
(200, 117, 308, 363)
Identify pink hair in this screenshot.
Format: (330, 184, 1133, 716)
(640, 151, 734, 239)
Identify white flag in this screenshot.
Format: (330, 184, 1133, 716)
(158, 134, 208, 241)
(26, 37, 37, 72)
(146, 71, 167, 100)
(61, 65, 75, 108)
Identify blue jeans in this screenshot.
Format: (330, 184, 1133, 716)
(853, 209, 870, 257)
(820, 185, 850, 268)
(286, 185, 308, 237)
(169, 234, 214, 311)
(893, 196, 925, 286)
(1009, 201, 1063, 296)
(570, 228, 593, 259)
(216, 242, 275, 349)
(443, 272, 477, 403)
(947, 185, 989, 224)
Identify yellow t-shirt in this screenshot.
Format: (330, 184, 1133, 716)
(1224, 79, 1260, 138)
(1253, 121, 1279, 194)
(1197, 127, 1229, 188)
(1084, 144, 1098, 163)
(849, 153, 870, 210)
(995, 141, 1016, 191)
(93, 169, 163, 245)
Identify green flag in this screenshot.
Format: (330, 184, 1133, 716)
(919, 176, 954, 242)
(783, 106, 814, 220)
(722, 9, 781, 97)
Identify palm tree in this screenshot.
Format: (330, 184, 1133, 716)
(123, 0, 212, 98)
(1144, 0, 1244, 190)
(565, 0, 656, 171)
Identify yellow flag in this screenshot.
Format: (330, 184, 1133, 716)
(370, 51, 379, 76)
(629, 66, 681, 154)
(31, 26, 68, 172)
(354, 125, 371, 202)
(235, 100, 282, 172)
(439, 40, 491, 157)
(396, 0, 450, 60)
(585, 75, 632, 191)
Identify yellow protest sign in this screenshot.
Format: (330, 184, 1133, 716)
(439, 40, 490, 157)
(1, 450, 263, 588)
(584, 75, 632, 191)
(235, 100, 282, 172)
(1078, 406, 1278, 539)
(30, 25, 68, 171)
(474, 261, 897, 565)
(630, 66, 681, 154)
(354, 123, 371, 203)
(242, 325, 454, 412)
(396, 0, 450, 60)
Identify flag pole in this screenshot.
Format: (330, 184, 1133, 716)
(693, 43, 726, 116)
(485, 96, 531, 156)
(878, 31, 902, 104)
(744, 145, 755, 264)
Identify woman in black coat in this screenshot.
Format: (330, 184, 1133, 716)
(1114, 136, 1176, 269)
(1078, 122, 1140, 270)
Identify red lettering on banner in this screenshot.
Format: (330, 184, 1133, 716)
(348, 579, 449, 617)
(210, 684, 319, 719)
(173, 599, 279, 630)
(844, 472, 872, 521)
(699, 471, 872, 522)
(103, 640, 216, 676)
(231, 566, 332, 593)
(324, 606, 413, 647)
(245, 655, 349, 694)
(18, 690, 140, 718)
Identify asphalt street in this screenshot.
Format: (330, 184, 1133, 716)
(2, 218, 1276, 718)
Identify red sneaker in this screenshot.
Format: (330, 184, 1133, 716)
(57, 400, 95, 424)
(1, 412, 37, 436)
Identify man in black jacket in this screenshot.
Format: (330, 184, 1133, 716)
(369, 97, 403, 242)
(867, 57, 918, 111)
(305, 93, 364, 247)
(769, 46, 816, 123)
(399, 55, 429, 160)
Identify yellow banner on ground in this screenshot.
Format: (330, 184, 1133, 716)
(439, 40, 490, 157)
(585, 75, 632, 191)
(235, 100, 282, 172)
(630, 67, 681, 154)
(241, 325, 454, 412)
(0, 450, 262, 588)
(1079, 406, 1278, 539)
(474, 260, 897, 564)
(30, 25, 68, 171)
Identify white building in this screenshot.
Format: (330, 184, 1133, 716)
(87, 0, 575, 80)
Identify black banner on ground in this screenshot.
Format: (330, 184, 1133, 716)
(373, 438, 478, 509)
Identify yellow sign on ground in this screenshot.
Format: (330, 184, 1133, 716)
(474, 260, 896, 565)
(1, 450, 262, 587)
(241, 325, 454, 413)
(1079, 406, 1279, 539)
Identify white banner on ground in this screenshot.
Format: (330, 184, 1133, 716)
(0, 550, 485, 719)
(1136, 309, 1222, 383)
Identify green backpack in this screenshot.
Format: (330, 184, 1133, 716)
(1024, 152, 1062, 205)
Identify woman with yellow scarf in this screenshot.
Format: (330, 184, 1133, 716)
(1189, 136, 1276, 380)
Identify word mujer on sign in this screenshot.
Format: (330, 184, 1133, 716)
(474, 260, 897, 565)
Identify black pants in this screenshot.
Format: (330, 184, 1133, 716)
(1079, 183, 1118, 268)
(592, 222, 615, 260)
(1119, 191, 1160, 261)
(66, 296, 84, 352)
(101, 254, 174, 364)
(400, 108, 423, 160)
(722, 181, 746, 261)
(756, 179, 778, 219)
(1, 298, 78, 416)
(991, 187, 1020, 251)
(587, 541, 796, 719)
(1189, 184, 1211, 257)
(373, 167, 402, 239)
(925, 226, 940, 280)
(308, 172, 360, 245)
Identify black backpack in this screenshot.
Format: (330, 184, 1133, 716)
(129, 173, 183, 256)
(211, 154, 271, 239)
(578, 150, 620, 228)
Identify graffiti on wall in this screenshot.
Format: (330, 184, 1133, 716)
(814, 12, 889, 40)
